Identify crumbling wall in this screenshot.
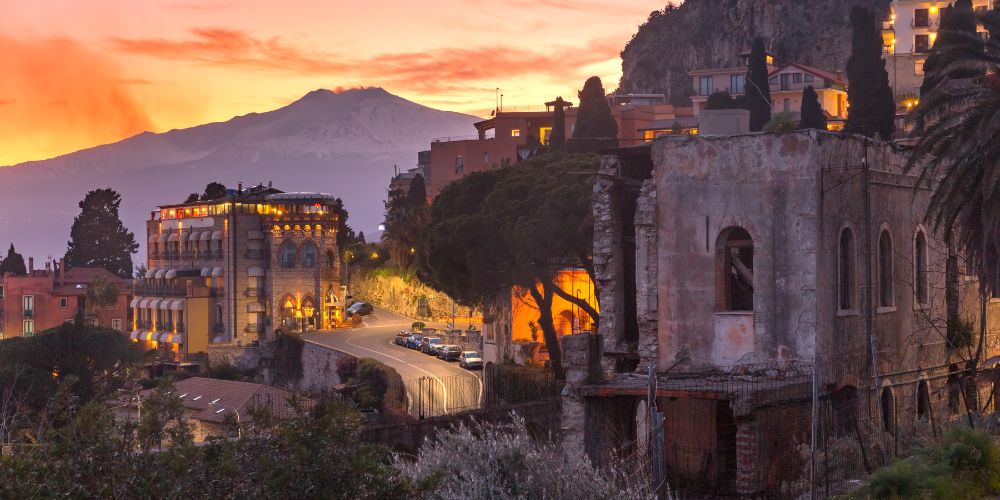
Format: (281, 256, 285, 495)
(634, 179, 658, 368)
(592, 155, 625, 374)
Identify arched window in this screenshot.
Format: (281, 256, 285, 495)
(878, 229, 894, 308)
(917, 380, 931, 420)
(280, 240, 297, 268)
(556, 310, 574, 336)
(300, 240, 318, 268)
(281, 297, 296, 328)
(880, 387, 895, 433)
(839, 227, 855, 310)
(717, 227, 754, 311)
(914, 230, 928, 305)
(325, 249, 336, 268)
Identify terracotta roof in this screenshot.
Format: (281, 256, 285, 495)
(141, 377, 307, 424)
(63, 267, 127, 286)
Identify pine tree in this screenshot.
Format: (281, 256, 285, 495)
(844, 6, 896, 139)
(405, 174, 427, 209)
(64, 188, 138, 278)
(800, 86, 828, 130)
(572, 77, 618, 141)
(0, 243, 27, 276)
(920, 0, 982, 96)
(745, 37, 772, 132)
(200, 182, 228, 201)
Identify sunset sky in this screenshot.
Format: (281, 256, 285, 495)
(0, 0, 670, 166)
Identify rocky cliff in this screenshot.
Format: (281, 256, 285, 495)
(618, 0, 890, 104)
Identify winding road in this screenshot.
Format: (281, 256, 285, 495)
(302, 307, 483, 417)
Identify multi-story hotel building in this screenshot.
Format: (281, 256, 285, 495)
(132, 184, 343, 365)
(883, 0, 995, 97)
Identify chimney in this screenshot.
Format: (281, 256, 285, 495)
(28, 257, 33, 274)
(59, 258, 65, 285)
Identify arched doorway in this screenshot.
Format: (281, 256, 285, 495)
(917, 380, 931, 421)
(881, 387, 895, 434)
(556, 310, 574, 336)
(280, 296, 296, 331)
(302, 296, 317, 332)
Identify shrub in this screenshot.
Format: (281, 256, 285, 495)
(763, 112, 799, 132)
(705, 91, 736, 110)
(398, 415, 656, 499)
(412, 321, 426, 330)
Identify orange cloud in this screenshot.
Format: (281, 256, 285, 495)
(0, 36, 152, 166)
(110, 29, 622, 96)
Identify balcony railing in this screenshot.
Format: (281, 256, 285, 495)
(176, 323, 185, 334)
(213, 323, 225, 334)
(245, 288, 264, 298)
(244, 324, 263, 334)
(134, 285, 186, 297)
(160, 322, 173, 332)
(245, 249, 265, 259)
(212, 250, 223, 260)
(21, 309, 33, 318)
(137, 321, 152, 330)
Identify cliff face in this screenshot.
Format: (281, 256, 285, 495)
(618, 0, 890, 104)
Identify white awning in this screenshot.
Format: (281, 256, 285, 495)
(158, 332, 172, 342)
(154, 269, 167, 279)
(178, 230, 192, 242)
(211, 230, 223, 240)
(200, 267, 212, 277)
(147, 234, 158, 243)
(247, 266, 265, 277)
(167, 232, 180, 242)
(148, 298, 162, 309)
(247, 229, 264, 240)
(157, 234, 169, 243)
(170, 299, 185, 311)
(166, 333, 185, 345)
(164, 269, 177, 279)
(139, 299, 151, 308)
(200, 231, 213, 241)
(189, 231, 202, 243)
(145, 268, 158, 279)
(247, 302, 265, 313)
(130, 297, 141, 308)
(130, 330, 141, 340)
(158, 300, 172, 310)
(211, 267, 224, 277)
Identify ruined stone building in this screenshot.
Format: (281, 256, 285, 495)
(563, 130, 1000, 495)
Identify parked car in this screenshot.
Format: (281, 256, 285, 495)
(439, 345, 462, 361)
(420, 336, 443, 354)
(459, 351, 483, 369)
(405, 334, 424, 349)
(395, 331, 411, 346)
(346, 301, 374, 317)
(431, 343, 449, 356)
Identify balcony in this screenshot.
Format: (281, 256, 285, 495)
(134, 285, 186, 297)
(245, 249, 265, 259)
(160, 322, 174, 332)
(212, 250, 223, 260)
(213, 323, 225, 334)
(882, 21, 894, 31)
(164, 251, 179, 260)
(21, 309, 33, 318)
(245, 288, 264, 298)
(176, 323, 186, 334)
(137, 321, 152, 330)
(244, 324, 263, 334)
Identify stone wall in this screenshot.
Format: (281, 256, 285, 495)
(592, 155, 626, 373)
(350, 270, 475, 322)
(207, 343, 264, 371)
(298, 340, 352, 392)
(634, 179, 658, 368)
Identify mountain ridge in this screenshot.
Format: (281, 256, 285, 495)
(0, 88, 480, 260)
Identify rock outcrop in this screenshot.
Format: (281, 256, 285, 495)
(617, 0, 890, 104)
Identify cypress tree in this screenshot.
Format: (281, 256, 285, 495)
(572, 77, 618, 140)
(920, 0, 982, 96)
(405, 174, 427, 209)
(844, 6, 896, 139)
(547, 96, 570, 148)
(800, 86, 828, 130)
(0, 243, 27, 276)
(745, 37, 772, 132)
(64, 188, 138, 278)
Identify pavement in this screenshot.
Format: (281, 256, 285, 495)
(302, 306, 483, 416)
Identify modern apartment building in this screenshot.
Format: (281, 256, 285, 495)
(690, 58, 848, 129)
(883, 0, 994, 96)
(425, 95, 694, 197)
(133, 184, 343, 365)
(0, 259, 131, 340)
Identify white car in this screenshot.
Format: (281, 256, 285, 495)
(459, 351, 482, 369)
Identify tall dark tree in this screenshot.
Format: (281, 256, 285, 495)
(546, 96, 571, 148)
(800, 85, 828, 130)
(64, 189, 138, 278)
(0, 243, 27, 276)
(200, 182, 228, 201)
(572, 77, 618, 142)
(745, 37, 772, 132)
(404, 174, 427, 209)
(844, 6, 896, 139)
(920, 0, 983, 96)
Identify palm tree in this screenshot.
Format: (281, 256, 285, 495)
(906, 8, 1000, 295)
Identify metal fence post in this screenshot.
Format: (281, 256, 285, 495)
(811, 356, 819, 500)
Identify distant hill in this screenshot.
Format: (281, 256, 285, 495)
(0, 88, 479, 260)
(618, 0, 889, 105)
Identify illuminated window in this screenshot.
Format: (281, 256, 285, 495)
(540, 126, 552, 145)
(915, 59, 925, 75)
(511, 129, 521, 137)
(23, 320, 33, 336)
